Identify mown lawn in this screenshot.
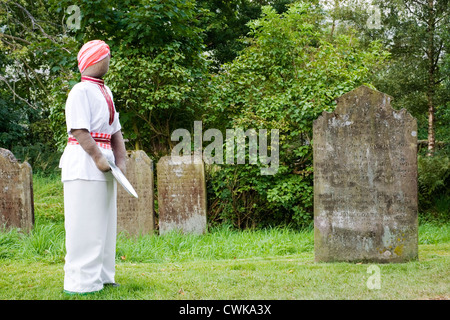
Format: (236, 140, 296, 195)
(0, 242, 449, 300)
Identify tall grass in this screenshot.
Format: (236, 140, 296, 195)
(0, 173, 448, 265)
(0, 223, 65, 263)
(3, 173, 316, 264)
(116, 226, 314, 263)
(418, 222, 450, 244)
(32, 172, 64, 224)
(0, 224, 313, 264)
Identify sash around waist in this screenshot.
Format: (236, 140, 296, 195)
(68, 132, 112, 150)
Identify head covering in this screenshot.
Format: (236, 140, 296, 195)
(77, 40, 110, 74)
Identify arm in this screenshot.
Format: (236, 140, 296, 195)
(111, 130, 127, 173)
(71, 129, 110, 172)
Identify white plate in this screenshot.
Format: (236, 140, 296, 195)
(108, 159, 138, 198)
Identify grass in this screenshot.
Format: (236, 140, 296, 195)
(1, 243, 449, 300)
(0, 173, 448, 300)
(116, 226, 313, 263)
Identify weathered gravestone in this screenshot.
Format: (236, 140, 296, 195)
(157, 156, 207, 235)
(0, 148, 34, 232)
(117, 150, 155, 236)
(313, 86, 418, 263)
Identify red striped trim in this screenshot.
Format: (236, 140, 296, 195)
(81, 75, 104, 85)
(97, 85, 115, 125)
(81, 76, 115, 125)
(91, 132, 111, 139)
(68, 132, 112, 150)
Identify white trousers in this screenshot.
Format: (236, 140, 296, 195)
(63, 179, 117, 293)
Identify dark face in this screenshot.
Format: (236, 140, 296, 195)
(81, 55, 110, 79)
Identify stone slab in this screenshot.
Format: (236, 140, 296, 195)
(157, 156, 207, 235)
(313, 86, 418, 263)
(0, 148, 34, 232)
(117, 150, 155, 236)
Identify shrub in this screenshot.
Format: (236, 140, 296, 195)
(203, 2, 388, 229)
(418, 154, 450, 221)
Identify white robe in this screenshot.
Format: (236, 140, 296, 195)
(63, 179, 117, 293)
(60, 79, 121, 293)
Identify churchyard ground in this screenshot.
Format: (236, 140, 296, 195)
(0, 174, 448, 300)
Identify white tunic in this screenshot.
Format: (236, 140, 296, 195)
(59, 81, 121, 182)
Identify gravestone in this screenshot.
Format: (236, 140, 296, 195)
(0, 148, 34, 232)
(117, 150, 155, 236)
(313, 86, 418, 263)
(157, 156, 207, 235)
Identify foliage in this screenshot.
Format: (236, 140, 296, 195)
(106, 42, 208, 156)
(204, 2, 389, 228)
(44, 0, 211, 157)
(1, 0, 448, 228)
(418, 154, 450, 221)
(0, 92, 27, 149)
(197, 0, 295, 69)
(0, 0, 76, 168)
(330, 0, 450, 152)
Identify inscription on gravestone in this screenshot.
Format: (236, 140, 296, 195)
(157, 156, 207, 235)
(117, 150, 155, 236)
(313, 86, 418, 263)
(0, 148, 34, 232)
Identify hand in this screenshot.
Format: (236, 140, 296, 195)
(71, 129, 111, 173)
(94, 155, 111, 172)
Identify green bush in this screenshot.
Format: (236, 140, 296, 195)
(418, 154, 450, 221)
(204, 2, 388, 229)
(11, 143, 62, 175)
(207, 164, 313, 229)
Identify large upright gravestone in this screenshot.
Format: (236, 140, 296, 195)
(313, 86, 418, 263)
(117, 150, 155, 236)
(157, 156, 207, 235)
(0, 148, 34, 232)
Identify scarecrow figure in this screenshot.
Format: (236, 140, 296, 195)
(59, 40, 126, 294)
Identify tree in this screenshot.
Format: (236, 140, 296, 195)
(197, 0, 295, 69)
(43, 0, 211, 157)
(326, 0, 449, 156)
(203, 2, 389, 228)
(381, 0, 449, 156)
(0, 0, 77, 169)
(320, 0, 449, 218)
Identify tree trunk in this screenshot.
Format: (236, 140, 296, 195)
(427, 93, 435, 156)
(329, 0, 339, 38)
(132, 119, 141, 150)
(426, 0, 436, 156)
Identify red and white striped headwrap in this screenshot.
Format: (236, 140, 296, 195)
(77, 40, 110, 74)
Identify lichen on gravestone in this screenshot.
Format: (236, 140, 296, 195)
(0, 148, 34, 232)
